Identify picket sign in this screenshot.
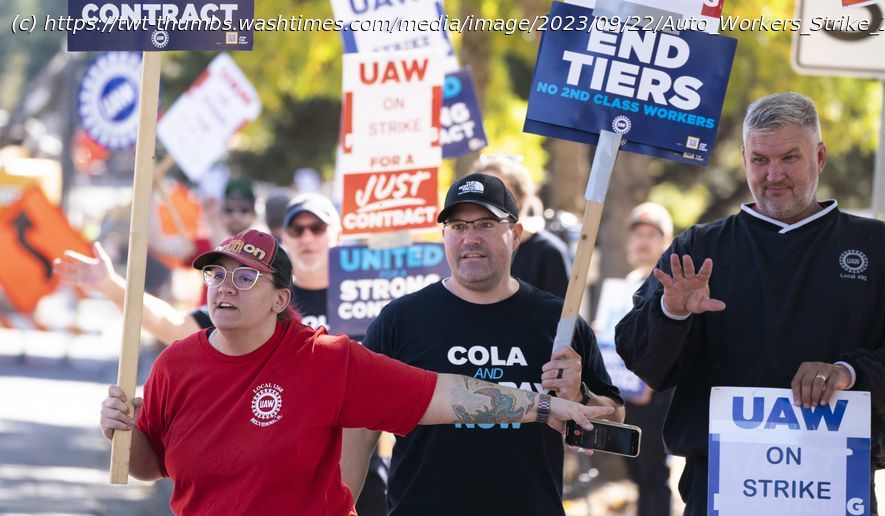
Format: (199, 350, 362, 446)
(551, 130, 620, 353)
(109, 51, 162, 484)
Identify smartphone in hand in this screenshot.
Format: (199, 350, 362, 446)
(565, 419, 641, 457)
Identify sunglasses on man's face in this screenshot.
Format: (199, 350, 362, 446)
(287, 223, 327, 238)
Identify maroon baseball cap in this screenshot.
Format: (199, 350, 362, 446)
(193, 229, 292, 287)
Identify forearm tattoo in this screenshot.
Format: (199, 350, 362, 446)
(451, 377, 537, 424)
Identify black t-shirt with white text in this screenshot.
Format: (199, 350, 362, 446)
(365, 280, 621, 516)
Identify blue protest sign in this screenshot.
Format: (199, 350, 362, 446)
(524, 1, 737, 166)
(331, 0, 457, 70)
(77, 52, 142, 150)
(67, 1, 254, 51)
(328, 243, 449, 338)
(441, 68, 487, 158)
(595, 279, 646, 399)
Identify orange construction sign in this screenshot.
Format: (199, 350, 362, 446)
(0, 184, 93, 312)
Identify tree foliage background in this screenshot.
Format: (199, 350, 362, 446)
(1, 0, 882, 279)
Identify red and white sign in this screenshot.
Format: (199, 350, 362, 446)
(340, 50, 443, 160)
(157, 53, 261, 181)
(340, 167, 438, 236)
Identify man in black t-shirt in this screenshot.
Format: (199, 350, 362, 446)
(341, 173, 624, 516)
(616, 92, 885, 515)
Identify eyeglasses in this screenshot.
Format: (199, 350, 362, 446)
(287, 223, 327, 238)
(201, 265, 268, 290)
(223, 206, 253, 215)
(444, 218, 512, 235)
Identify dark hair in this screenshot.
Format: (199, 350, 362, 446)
(271, 274, 298, 323)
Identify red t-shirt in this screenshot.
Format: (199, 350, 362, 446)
(136, 320, 437, 515)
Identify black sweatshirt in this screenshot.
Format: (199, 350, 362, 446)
(616, 202, 885, 468)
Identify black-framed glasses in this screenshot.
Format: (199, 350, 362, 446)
(201, 265, 268, 290)
(287, 223, 327, 238)
(444, 218, 511, 235)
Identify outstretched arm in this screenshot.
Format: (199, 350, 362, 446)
(419, 374, 614, 431)
(54, 242, 200, 345)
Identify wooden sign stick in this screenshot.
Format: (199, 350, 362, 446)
(552, 130, 621, 355)
(110, 51, 162, 484)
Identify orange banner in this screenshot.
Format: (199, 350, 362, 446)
(340, 168, 439, 237)
(0, 185, 93, 312)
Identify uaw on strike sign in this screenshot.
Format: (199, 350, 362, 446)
(339, 49, 443, 237)
(709, 387, 871, 516)
(525, 1, 736, 166)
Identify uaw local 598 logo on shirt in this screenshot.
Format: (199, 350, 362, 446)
(250, 383, 284, 427)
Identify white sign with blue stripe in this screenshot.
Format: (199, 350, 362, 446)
(708, 387, 871, 516)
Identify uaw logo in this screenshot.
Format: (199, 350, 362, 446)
(250, 383, 284, 427)
(151, 30, 170, 49)
(839, 249, 869, 281)
(77, 52, 142, 150)
(611, 115, 632, 135)
(458, 180, 484, 195)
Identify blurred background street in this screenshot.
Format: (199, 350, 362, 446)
(0, 297, 172, 515)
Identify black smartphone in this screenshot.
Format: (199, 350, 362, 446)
(565, 419, 641, 457)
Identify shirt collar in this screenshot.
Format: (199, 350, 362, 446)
(740, 200, 838, 234)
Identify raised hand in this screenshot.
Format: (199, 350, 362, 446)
(652, 254, 726, 317)
(53, 241, 118, 297)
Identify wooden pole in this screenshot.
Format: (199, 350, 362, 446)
(552, 130, 621, 354)
(109, 51, 162, 484)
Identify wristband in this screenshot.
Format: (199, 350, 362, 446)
(536, 394, 551, 425)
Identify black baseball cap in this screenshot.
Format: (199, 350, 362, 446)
(437, 173, 519, 223)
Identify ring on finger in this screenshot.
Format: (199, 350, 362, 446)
(556, 368, 563, 379)
(814, 373, 828, 382)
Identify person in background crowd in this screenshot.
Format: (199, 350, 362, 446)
(616, 92, 885, 515)
(99, 229, 614, 514)
(341, 173, 624, 516)
(470, 155, 571, 298)
(277, 192, 388, 516)
(622, 202, 676, 516)
(264, 189, 294, 242)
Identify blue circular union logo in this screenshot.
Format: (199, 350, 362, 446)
(77, 52, 142, 150)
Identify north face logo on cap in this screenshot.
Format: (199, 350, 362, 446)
(458, 181, 484, 195)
